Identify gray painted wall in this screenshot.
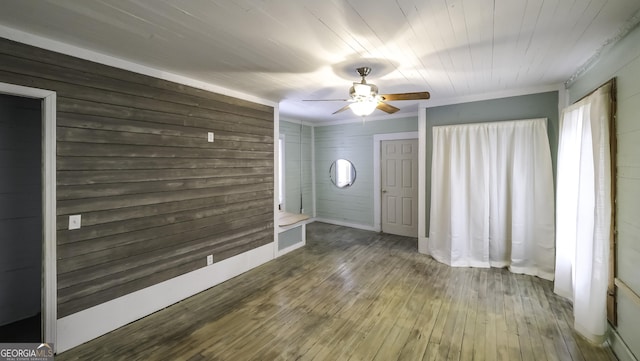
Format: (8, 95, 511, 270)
(279, 121, 313, 217)
(314, 117, 418, 227)
(424, 91, 559, 234)
(568, 23, 640, 360)
(0, 94, 42, 326)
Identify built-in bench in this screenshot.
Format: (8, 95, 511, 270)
(277, 211, 310, 256)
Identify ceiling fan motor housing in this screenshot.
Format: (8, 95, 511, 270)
(349, 66, 379, 101)
(349, 83, 379, 101)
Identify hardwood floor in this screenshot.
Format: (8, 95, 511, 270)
(56, 222, 617, 361)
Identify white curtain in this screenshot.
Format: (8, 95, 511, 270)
(429, 118, 555, 280)
(554, 83, 612, 344)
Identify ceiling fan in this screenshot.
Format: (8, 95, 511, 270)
(305, 67, 430, 116)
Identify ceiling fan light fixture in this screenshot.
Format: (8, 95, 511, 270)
(353, 83, 372, 96)
(349, 100, 378, 116)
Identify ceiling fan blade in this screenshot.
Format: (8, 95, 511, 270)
(303, 99, 350, 102)
(332, 104, 352, 114)
(379, 91, 430, 101)
(376, 102, 400, 114)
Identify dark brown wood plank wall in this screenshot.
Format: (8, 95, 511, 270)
(0, 38, 274, 318)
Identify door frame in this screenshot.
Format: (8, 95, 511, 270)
(373, 131, 419, 232)
(0, 82, 56, 347)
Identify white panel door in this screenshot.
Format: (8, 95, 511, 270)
(381, 139, 418, 237)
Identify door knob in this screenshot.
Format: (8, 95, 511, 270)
(382, 189, 387, 193)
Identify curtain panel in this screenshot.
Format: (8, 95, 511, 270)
(429, 118, 555, 280)
(554, 83, 612, 344)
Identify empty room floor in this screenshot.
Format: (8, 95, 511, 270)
(56, 222, 616, 361)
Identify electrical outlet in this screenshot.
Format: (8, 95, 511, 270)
(68, 214, 81, 230)
(206, 254, 213, 266)
(207, 132, 214, 142)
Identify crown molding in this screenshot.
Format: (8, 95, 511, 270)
(0, 25, 276, 107)
(565, 10, 640, 88)
(425, 84, 562, 108)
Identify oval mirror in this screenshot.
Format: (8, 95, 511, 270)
(329, 159, 356, 188)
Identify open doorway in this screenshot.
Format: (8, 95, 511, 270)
(0, 94, 42, 342)
(0, 83, 56, 347)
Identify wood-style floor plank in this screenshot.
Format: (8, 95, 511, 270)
(485, 269, 499, 361)
(502, 268, 523, 361)
(472, 269, 488, 361)
(56, 222, 618, 361)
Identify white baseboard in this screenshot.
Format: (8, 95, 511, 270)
(314, 218, 377, 232)
(56, 242, 274, 353)
(609, 325, 638, 361)
(418, 237, 429, 254)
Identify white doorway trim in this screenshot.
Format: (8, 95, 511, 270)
(0, 82, 57, 349)
(373, 131, 419, 232)
(418, 104, 428, 253)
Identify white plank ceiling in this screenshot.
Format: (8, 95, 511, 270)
(0, 0, 639, 122)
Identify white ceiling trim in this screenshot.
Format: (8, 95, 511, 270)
(0, 24, 276, 108)
(425, 84, 564, 108)
(278, 117, 316, 127)
(565, 9, 640, 87)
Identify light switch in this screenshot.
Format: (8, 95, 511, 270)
(68, 214, 81, 230)
(207, 132, 214, 142)
(207, 254, 213, 266)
